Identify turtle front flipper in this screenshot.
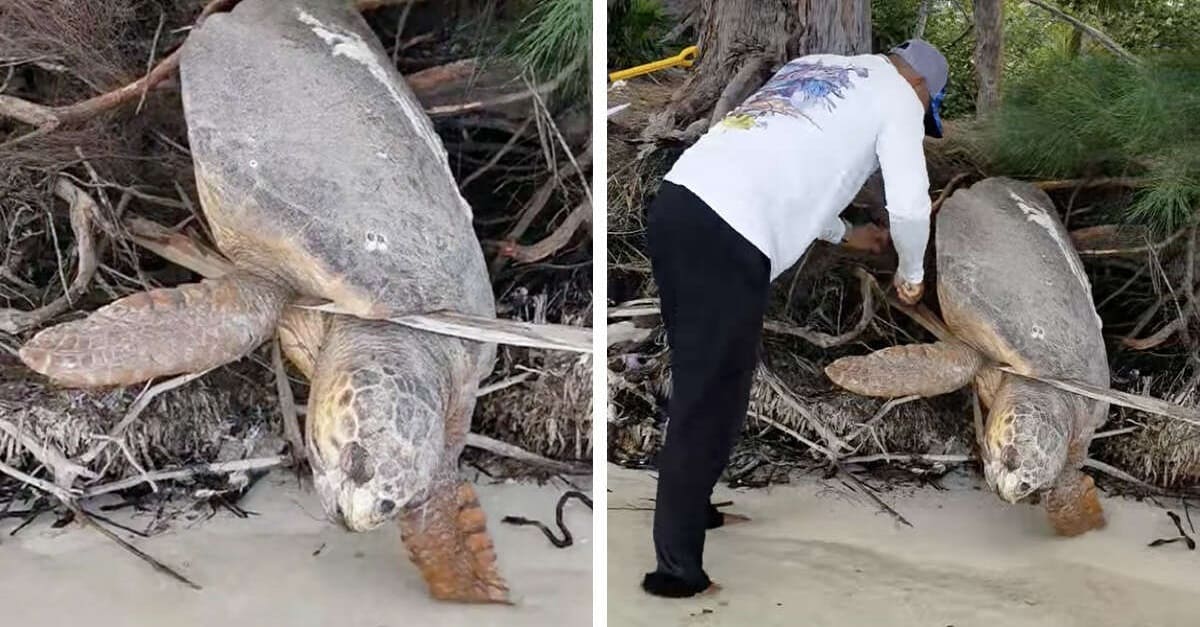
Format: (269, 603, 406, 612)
(1044, 468, 1106, 536)
(825, 341, 984, 398)
(19, 272, 290, 387)
(400, 479, 511, 604)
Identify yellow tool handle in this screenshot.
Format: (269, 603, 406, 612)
(608, 46, 699, 82)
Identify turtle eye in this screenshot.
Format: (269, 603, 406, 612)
(1002, 444, 1021, 471)
(340, 442, 375, 486)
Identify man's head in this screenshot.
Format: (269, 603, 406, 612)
(887, 39, 949, 138)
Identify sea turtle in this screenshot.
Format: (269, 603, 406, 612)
(826, 177, 1108, 536)
(18, 0, 508, 602)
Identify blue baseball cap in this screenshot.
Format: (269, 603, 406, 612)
(889, 39, 949, 138)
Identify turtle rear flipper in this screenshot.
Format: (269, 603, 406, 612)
(19, 272, 289, 387)
(1045, 469, 1106, 536)
(825, 341, 983, 398)
(400, 481, 511, 604)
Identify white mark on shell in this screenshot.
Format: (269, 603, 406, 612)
(365, 231, 388, 252)
(296, 10, 474, 222)
(1031, 325, 1045, 340)
(248, 159, 258, 168)
(1007, 190, 1103, 329)
(375, 151, 389, 160)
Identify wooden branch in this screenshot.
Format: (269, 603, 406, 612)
(0, 179, 100, 333)
(271, 339, 306, 465)
(80, 371, 210, 465)
(0, 418, 99, 487)
(1024, 0, 1140, 64)
(748, 411, 839, 461)
(499, 200, 591, 263)
(841, 453, 970, 465)
(763, 267, 877, 348)
(464, 433, 587, 475)
(1034, 176, 1147, 191)
(996, 366, 1200, 428)
(932, 173, 970, 215)
(0, 0, 237, 149)
(81, 456, 287, 498)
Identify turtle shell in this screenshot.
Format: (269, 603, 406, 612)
(935, 178, 1108, 388)
(179, 0, 493, 321)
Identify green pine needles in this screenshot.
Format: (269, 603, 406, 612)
(985, 54, 1200, 231)
(508, 0, 591, 99)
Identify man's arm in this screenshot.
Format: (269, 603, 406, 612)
(875, 104, 932, 286)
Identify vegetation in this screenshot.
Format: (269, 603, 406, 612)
(606, 0, 672, 70)
(507, 0, 592, 98)
(986, 54, 1200, 230)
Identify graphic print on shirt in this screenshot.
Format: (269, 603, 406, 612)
(720, 60, 869, 130)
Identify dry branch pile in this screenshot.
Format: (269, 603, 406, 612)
(0, 0, 592, 508)
(608, 74, 1200, 492)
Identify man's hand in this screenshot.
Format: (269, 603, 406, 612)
(894, 276, 924, 305)
(842, 223, 889, 254)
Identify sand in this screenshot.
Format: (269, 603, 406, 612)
(608, 465, 1200, 627)
(0, 471, 592, 626)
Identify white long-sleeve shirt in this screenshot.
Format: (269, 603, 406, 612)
(663, 53, 932, 282)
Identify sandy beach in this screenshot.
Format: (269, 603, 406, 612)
(0, 471, 592, 626)
(608, 465, 1200, 627)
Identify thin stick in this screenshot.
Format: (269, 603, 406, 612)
(82, 457, 287, 498)
(1034, 176, 1146, 191)
(136, 10, 167, 114)
(844, 395, 921, 447)
(1083, 458, 1160, 492)
(996, 366, 1200, 427)
(0, 459, 77, 503)
(0, 418, 98, 486)
(80, 371, 210, 464)
(841, 453, 971, 465)
(476, 372, 533, 396)
(70, 504, 202, 590)
(748, 411, 839, 461)
(121, 216, 593, 353)
(499, 200, 591, 263)
(838, 469, 913, 527)
(931, 173, 969, 215)
(757, 367, 851, 454)
(464, 434, 587, 475)
(462, 115, 534, 187)
(271, 340, 306, 465)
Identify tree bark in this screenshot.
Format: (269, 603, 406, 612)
(973, 0, 1003, 114)
(645, 0, 871, 140)
(913, 0, 931, 39)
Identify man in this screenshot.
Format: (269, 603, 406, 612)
(642, 39, 950, 597)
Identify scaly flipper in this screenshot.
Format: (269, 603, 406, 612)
(1044, 468, 1106, 537)
(825, 341, 984, 398)
(20, 272, 289, 387)
(400, 480, 511, 604)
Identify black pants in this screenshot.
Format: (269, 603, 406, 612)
(645, 181, 771, 588)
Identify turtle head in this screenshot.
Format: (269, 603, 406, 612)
(981, 379, 1071, 504)
(307, 366, 445, 533)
